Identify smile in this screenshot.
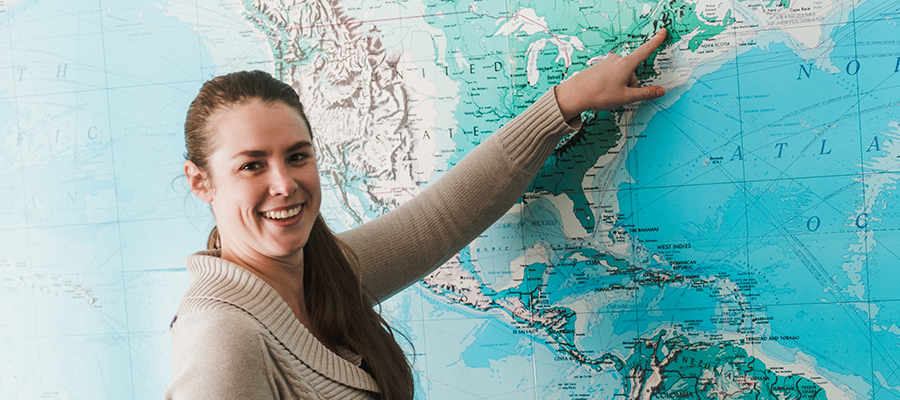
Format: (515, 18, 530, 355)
(262, 204, 302, 220)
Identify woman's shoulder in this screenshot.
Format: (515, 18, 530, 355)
(171, 305, 265, 348)
(166, 307, 281, 398)
(169, 306, 273, 377)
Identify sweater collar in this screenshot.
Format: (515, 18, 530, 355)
(183, 250, 379, 393)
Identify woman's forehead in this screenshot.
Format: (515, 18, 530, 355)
(208, 99, 311, 151)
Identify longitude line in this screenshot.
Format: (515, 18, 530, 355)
(95, 2, 136, 399)
(610, 0, 643, 357)
(194, 0, 203, 79)
(6, 0, 43, 393)
(731, 1, 752, 360)
(416, 285, 429, 397)
(409, 0, 433, 393)
(501, 0, 543, 394)
(850, 0, 877, 392)
(476, 0, 536, 394)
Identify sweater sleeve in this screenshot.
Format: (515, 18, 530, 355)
(337, 88, 580, 301)
(164, 310, 277, 400)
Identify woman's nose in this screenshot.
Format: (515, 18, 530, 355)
(268, 164, 297, 196)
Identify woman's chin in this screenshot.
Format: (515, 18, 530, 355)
(265, 239, 308, 259)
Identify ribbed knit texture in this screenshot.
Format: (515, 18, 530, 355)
(497, 87, 579, 174)
(165, 87, 579, 399)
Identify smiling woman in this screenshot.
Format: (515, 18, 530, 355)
(166, 30, 668, 400)
(187, 99, 321, 267)
(171, 71, 414, 400)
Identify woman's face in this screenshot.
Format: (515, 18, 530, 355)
(192, 99, 321, 260)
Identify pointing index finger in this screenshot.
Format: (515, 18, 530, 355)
(624, 28, 667, 67)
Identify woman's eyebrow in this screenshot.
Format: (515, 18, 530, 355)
(286, 141, 313, 153)
(232, 141, 312, 159)
(232, 150, 268, 159)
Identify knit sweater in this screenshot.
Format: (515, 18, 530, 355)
(164, 88, 580, 399)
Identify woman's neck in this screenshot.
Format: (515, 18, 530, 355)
(220, 244, 336, 352)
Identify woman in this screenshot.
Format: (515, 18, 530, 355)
(165, 30, 668, 400)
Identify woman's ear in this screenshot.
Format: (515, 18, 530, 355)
(185, 160, 213, 204)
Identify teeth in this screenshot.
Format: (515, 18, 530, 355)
(263, 205, 301, 220)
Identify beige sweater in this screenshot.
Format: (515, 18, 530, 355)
(164, 88, 579, 399)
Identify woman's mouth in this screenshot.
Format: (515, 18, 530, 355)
(261, 204, 303, 220)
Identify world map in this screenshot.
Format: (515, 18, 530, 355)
(1, 0, 898, 399)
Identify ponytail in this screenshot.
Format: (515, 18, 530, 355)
(304, 215, 414, 400)
(207, 226, 221, 250)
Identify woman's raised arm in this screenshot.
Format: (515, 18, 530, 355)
(339, 29, 669, 301)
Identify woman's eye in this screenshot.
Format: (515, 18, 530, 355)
(290, 153, 311, 162)
(240, 162, 262, 171)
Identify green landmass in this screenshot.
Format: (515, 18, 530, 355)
(622, 331, 829, 400)
(529, 111, 621, 232)
(417, 0, 741, 233)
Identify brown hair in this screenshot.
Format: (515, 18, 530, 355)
(185, 70, 413, 400)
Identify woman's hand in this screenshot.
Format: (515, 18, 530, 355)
(556, 29, 668, 122)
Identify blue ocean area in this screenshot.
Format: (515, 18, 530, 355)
(459, 318, 534, 368)
(619, 37, 868, 282)
(0, 1, 217, 398)
(615, 0, 900, 393)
